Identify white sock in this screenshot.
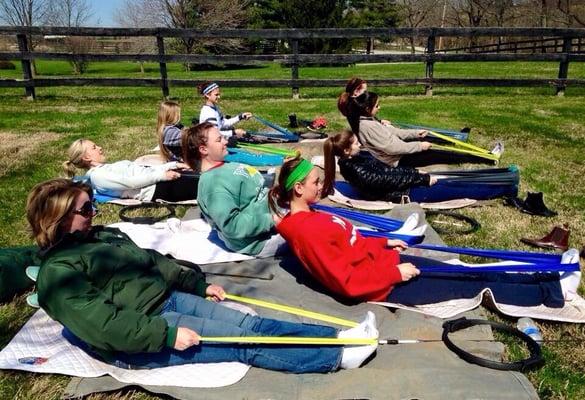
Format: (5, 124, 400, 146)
(560, 249, 581, 301)
(339, 312, 379, 369)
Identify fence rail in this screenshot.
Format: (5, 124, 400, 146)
(1, 26, 585, 99)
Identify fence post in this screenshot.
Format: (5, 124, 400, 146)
(156, 35, 170, 99)
(16, 33, 35, 100)
(425, 33, 436, 96)
(291, 39, 300, 99)
(556, 37, 572, 96)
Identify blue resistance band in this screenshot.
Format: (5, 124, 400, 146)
(416, 263, 580, 273)
(254, 116, 300, 140)
(358, 229, 424, 245)
(312, 204, 403, 231)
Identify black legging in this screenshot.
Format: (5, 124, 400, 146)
(398, 149, 495, 168)
(151, 174, 199, 202)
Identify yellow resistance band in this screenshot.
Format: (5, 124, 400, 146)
(431, 143, 499, 161)
(428, 130, 491, 155)
(199, 336, 378, 346)
(225, 293, 358, 328)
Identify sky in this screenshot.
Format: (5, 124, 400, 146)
(91, 0, 124, 27)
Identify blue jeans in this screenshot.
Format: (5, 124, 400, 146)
(387, 255, 564, 308)
(109, 291, 342, 373)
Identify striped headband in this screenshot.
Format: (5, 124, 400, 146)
(202, 82, 219, 95)
(285, 159, 314, 191)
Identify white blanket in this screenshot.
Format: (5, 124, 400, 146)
(0, 306, 252, 387)
(372, 289, 585, 323)
(109, 218, 253, 265)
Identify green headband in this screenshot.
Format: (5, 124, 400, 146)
(285, 159, 314, 191)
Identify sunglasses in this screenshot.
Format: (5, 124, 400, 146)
(72, 200, 98, 218)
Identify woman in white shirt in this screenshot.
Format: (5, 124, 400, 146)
(63, 139, 197, 202)
(198, 82, 252, 138)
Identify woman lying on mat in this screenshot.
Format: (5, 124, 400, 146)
(182, 122, 284, 257)
(270, 157, 580, 306)
(321, 131, 518, 203)
(26, 178, 378, 373)
(322, 130, 437, 201)
(63, 139, 197, 202)
(345, 91, 503, 168)
(198, 81, 252, 138)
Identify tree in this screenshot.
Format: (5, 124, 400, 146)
(114, 0, 159, 74)
(395, 0, 436, 53)
(0, 0, 51, 74)
(344, 0, 399, 53)
(45, 0, 94, 74)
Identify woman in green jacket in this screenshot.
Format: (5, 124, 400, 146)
(26, 178, 377, 372)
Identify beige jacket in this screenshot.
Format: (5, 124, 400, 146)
(358, 117, 423, 166)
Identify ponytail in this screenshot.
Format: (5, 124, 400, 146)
(268, 155, 304, 217)
(62, 160, 78, 178)
(337, 92, 350, 117)
(63, 139, 90, 177)
(322, 131, 355, 197)
(322, 138, 336, 197)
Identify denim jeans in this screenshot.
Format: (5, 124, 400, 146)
(387, 255, 564, 308)
(109, 291, 342, 373)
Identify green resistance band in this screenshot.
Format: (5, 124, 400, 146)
(225, 293, 358, 328)
(238, 143, 299, 157)
(429, 130, 491, 155)
(199, 336, 377, 345)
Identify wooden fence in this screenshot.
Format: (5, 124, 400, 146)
(0, 26, 585, 99)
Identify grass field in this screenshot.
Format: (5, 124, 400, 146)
(0, 60, 584, 399)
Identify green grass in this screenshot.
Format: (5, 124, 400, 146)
(0, 61, 584, 399)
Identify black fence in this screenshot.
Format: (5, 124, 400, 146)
(1, 26, 585, 99)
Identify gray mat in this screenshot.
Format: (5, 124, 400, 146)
(62, 204, 538, 400)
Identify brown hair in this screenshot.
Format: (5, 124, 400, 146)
(26, 178, 93, 249)
(347, 91, 379, 135)
(182, 122, 215, 172)
(337, 77, 367, 117)
(322, 130, 355, 196)
(157, 100, 181, 162)
(268, 155, 305, 217)
(62, 139, 91, 177)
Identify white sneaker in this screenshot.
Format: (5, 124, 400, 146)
(490, 141, 505, 158)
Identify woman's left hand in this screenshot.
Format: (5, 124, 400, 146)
(417, 130, 428, 138)
(206, 284, 226, 302)
(175, 162, 192, 171)
(241, 112, 253, 120)
(381, 119, 392, 126)
(387, 239, 408, 251)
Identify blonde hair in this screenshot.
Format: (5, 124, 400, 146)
(157, 101, 181, 161)
(26, 178, 93, 249)
(62, 139, 90, 177)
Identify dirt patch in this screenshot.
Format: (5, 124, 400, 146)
(0, 131, 61, 177)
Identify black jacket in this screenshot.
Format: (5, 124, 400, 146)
(338, 151, 431, 201)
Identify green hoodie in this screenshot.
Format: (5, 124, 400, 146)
(37, 227, 209, 361)
(198, 163, 275, 255)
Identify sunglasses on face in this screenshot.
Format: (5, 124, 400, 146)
(72, 200, 98, 218)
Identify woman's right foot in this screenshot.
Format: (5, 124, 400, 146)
(339, 311, 379, 369)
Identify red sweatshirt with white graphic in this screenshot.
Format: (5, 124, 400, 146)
(277, 210, 402, 301)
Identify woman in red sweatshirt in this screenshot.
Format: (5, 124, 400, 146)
(270, 157, 578, 307)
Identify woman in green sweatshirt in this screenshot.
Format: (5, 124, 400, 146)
(182, 122, 285, 256)
(26, 178, 378, 372)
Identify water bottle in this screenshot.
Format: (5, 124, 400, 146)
(517, 317, 543, 345)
